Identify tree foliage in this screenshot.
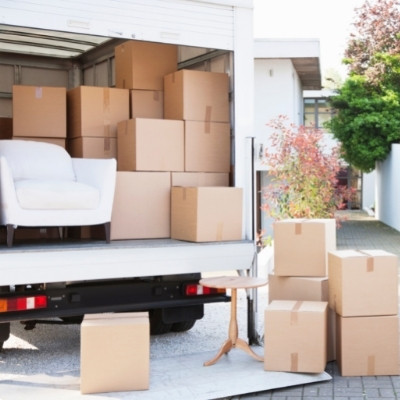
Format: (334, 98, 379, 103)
(262, 117, 353, 223)
(327, 0, 400, 172)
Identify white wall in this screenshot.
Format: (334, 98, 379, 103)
(362, 170, 376, 211)
(376, 144, 400, 231)
(254, 58, 303, 171)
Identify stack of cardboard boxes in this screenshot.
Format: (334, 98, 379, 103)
(264, 219, 336, 373)
(328, 249, 399, 376)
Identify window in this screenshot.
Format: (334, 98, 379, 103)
(304, 98, 335, 129)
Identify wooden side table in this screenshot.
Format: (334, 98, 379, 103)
(199, 275, 268, 366)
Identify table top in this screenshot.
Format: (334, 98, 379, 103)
(199, 275, 268, 290)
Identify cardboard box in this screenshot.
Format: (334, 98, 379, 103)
(171, 186, 242, 242)
(81, 312, 149, 394)
(264, 300, 328, 373)
(336, 314, 399, 376)
(0, 117, 12, 139)
(14, 137, 66, 149)
(184, 121, 230, 172)
(268, 275, 335, 362)
(171, 172, 229, 187)
(115, 40, 177, 90)
(164, 69, 230, 122)
(68, 137, 117, 159)
(328, 249, 398, 317)
(273, 219, 336, 277)
(111, 172, 171, 240)
(13, 85, 66, 138)
(67, 86, 129, 138)
(130, 89, 163, 119)
(117, 118, 184, 172)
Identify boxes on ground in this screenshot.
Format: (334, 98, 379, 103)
(117, 118, 184, 172)
(67, 86, 129, 139)
(264, 300, 328, 373)
(171, 186, 242, 242)
(268, 275, 335, 362)
(164, 69, 230, 122)
(115, 40, 177, 90)
(184, 121, 230, 172)
(328, 249, 398, 317)
(171, 172, 229, 187)
(80, 312, 149, 394)
(336, 314, 399, 376)
(273, 219, 336, 277)
(130, 89, 163, 119)
(13, 85, 66, 138)
(111, 172, 171, 240)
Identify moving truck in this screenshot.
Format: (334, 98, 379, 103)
(0, 0, 256, 350)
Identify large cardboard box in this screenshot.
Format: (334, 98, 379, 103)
(171, 186, 242, 242)
(68, 137, 117, 159)
(67, 86, 129, 138)
(328, 249, 398, 317)
(13, 85, 66, 138)
(115, 40, 177, 90)
(264, 300, 328, 373)
(171, 172, 229, 187)
(117, 118, 184, 172)
(81, 312, 149, 394)
(184, 121, 230, 172)
(268, 275, 335, 361)
(336, 314, 399, 376)
(12, 137, 66, 149)
(130, 89, 163, 119)
(111, 172, 171, 240)
(164, 69, 230, 122)
(273, 219, 336, 277)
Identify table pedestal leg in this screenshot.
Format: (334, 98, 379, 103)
(204, 288, 264, 366)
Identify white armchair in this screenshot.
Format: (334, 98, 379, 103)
(0, 140, 117, 247)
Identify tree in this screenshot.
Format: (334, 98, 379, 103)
(326, 0, 400, 172)
(262, 116, 352, 223)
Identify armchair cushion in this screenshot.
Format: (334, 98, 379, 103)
(15, 179, 100, 210)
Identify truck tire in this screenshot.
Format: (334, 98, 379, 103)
(0, 322, 10, 352)
(149, 309, 172, 335)
(171, 320, 196, 332)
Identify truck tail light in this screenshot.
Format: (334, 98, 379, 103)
(185, 284, 226, 296)
(0, 295, 47, 313)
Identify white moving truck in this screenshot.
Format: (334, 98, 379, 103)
(0, 0, 257, 349)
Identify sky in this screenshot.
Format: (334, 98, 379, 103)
(253, 0, 367, 79)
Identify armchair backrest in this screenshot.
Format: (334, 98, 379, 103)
(0, 140, 76, 181)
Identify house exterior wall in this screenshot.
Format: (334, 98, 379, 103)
(376, 143, 400, 231)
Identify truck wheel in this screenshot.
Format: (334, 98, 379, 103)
(149, 309, 172, 335)
(171, 320, 196, 332)
(0, 322, 10, 352)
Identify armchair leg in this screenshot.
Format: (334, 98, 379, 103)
(6, 225, 15, 248)
(104, 222, 111, 243)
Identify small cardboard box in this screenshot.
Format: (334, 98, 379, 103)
(117, 118, 184, 172)
(80, 312, 149, 394)
(328, 249, 398, 317)
(111, 171, 171, 240)
(115, 40, 177, 90)
(171, 172, 229, 187)
(264, 300, 328, 373)
(67, 86, 129, 138)
(164, 69, 230, 122)
(68, 137, 117, 159)
(13, 85, 66, 138)
(130, 89, 163, 119)
(171, 186, 242, 242)
(336, 314, 399, 376)
(184, 121, 231, 172)
(273, 219, 336, 277)
(268, 275, 335, 362)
